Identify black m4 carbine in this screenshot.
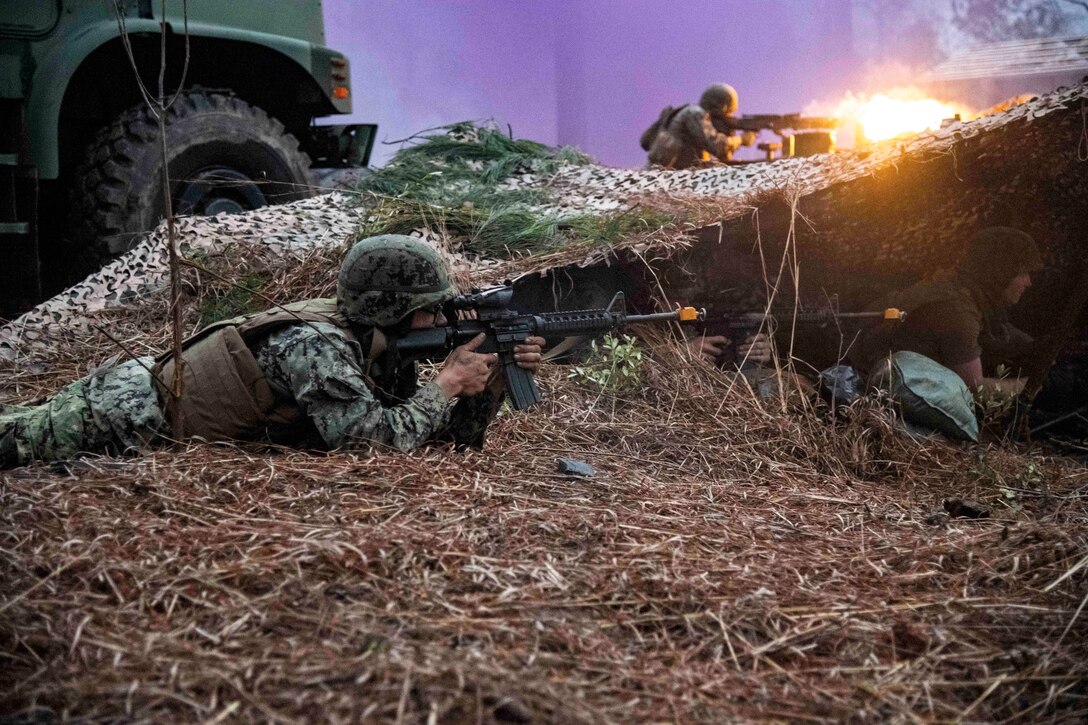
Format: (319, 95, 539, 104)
(392, 284, 704, 410)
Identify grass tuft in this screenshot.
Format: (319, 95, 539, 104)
(196, 270, 270, 325)
(359, 122, 589, 205)
(359, 197, 683, 259)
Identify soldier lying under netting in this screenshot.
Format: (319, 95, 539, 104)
(686, 329, 821, 400)
(0, 235, 544, 468)
(851, 227, 1043, 440)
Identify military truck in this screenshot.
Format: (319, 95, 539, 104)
(0, 0, 376, 311)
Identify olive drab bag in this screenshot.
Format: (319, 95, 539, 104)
(868, 351, 979, 442)
(640, 105, 682, 151)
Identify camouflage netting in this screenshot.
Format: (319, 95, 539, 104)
(5, 83, 1087, 378)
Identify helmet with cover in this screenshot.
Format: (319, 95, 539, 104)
(962, 227, 1043, 283)
(699, 83, 739, 117)
(959, 227, 1043, 305)
(337, 234, 457, 327)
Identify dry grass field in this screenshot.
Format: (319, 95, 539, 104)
(2, 265, 1085, 721)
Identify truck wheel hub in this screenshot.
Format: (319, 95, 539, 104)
(177, 167, 267, 217)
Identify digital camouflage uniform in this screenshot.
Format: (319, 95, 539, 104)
(0, 357, 166, 467)
(251, 321, 496, 451)
(647, 105, 742, 169)
(0, 320, 496, 469)
(644, 84, 743, 170)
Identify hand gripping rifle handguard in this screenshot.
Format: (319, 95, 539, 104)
(392, 283, 704, 410)
(704, 299, 906, 371)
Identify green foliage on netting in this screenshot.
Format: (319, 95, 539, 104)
(360, 199, 681, 258)
(355, 122, 679, 258)
(197, 271, 269, 325)
(359, 122, 590, 204)
(360, 198, 562, 256)
(565, 208, 680, 249)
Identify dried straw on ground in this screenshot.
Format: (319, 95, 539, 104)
(2, 247, 1087, 723)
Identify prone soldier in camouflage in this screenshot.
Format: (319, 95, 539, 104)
(0, 235, 544, 468)
(853, 227, 1043, 400)
(641, 83, 758, 169)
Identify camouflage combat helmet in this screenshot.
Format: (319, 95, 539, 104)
(337, 235, 457, 327)
(699, 83, 739, 117)
(961, 227, 1043, 288)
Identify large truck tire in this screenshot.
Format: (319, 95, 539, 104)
(69, 90, 312, 266)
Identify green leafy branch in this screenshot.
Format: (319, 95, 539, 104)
(569, 334, 645, 392)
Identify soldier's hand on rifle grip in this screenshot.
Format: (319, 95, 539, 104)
(741, 130, 758, 147)
(738, 333, 772, 365)
(690, 334, 729, 362)
(436, 333, 497, 399)
(513, 336, 546, 373)
(690, 333, 772, 365)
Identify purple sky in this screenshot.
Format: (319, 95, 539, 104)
(325, 1, 561, 164)
(322, 0, 1084, 167)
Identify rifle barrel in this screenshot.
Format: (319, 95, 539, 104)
(738, 114, 840, 130)
(627, 307, 703, 323)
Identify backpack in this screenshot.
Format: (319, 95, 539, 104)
(869, 351, 979, 442)
(640, 105, 682, 151)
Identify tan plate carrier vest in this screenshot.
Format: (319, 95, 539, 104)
(152, 299, 385, 441)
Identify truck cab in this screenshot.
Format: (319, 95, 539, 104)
(0, 0, 375, 312)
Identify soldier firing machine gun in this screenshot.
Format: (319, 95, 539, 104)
(702, 295, 905, 370)
(728, 113, 841, 161)
(392, 284, 705, 409)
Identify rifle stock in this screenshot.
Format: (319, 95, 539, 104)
(393, 285, 704, 410)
